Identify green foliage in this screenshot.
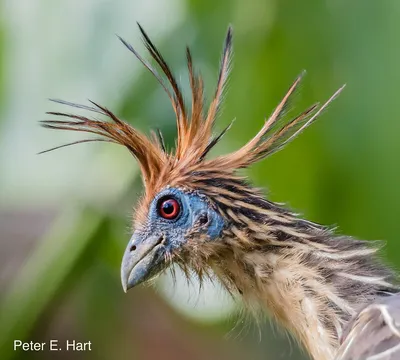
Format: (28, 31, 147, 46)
(1, 1, 400, 359)
(0, 208, 104, 359)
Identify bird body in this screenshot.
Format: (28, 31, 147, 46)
(42, 26, 399, 360)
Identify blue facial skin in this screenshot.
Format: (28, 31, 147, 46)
(121, 187, 225, 291)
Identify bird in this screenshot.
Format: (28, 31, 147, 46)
(40, 25, 400, 360)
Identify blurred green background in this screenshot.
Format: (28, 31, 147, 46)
(1, 0, 400, 359)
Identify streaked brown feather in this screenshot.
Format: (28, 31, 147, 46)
(41, 99, 166, 190)
(40, 25, 343, 224)
(203, 27, 233, 144)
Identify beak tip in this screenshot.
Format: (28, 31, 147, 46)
(121, 262, 129, 293)
(121, 267, 131, 293)
(122, 282, 128, 293)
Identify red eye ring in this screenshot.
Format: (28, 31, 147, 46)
(158, 197, 180, 220)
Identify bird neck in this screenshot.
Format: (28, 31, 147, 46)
(238, 247, 342, 360)
(215, 243, 341, 360)
(209, 213, 396, 360)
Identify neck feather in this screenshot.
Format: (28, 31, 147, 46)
(218, 215, 396, 360)
(183, 180, 397, 360)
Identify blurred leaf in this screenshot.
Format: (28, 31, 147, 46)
(0, 207, 103, 359)
(0, 17, 5, 115)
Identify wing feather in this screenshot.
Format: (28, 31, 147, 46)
(337, 294, 400, 360)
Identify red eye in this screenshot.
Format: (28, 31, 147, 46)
(159, 198, 180, 220)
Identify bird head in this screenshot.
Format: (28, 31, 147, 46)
(121, 186, 225, 290)
(41, 24, 344, 293)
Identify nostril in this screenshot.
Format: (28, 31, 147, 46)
(156, 236, 165, 246)
(130, 244, 137, 252)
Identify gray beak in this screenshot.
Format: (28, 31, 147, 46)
(121, 233, 165, 292)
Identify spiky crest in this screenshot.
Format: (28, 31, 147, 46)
(42, 27, 400, 360)
(40, 24, 344, 222)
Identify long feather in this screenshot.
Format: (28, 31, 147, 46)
(204, 27, 233, 140)
(210, 76, 345, 169)
(41, 25, 345, 210)
(40, 101, 165, 188)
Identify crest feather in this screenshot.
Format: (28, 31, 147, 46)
(40, 25, 344, 206)
(210, 77, 345, 169)
(40, 99, 166, 189)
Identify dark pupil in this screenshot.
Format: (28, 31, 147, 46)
(162, 201, 175, 214)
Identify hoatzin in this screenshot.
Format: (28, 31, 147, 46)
(41, 25, 400, 360)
